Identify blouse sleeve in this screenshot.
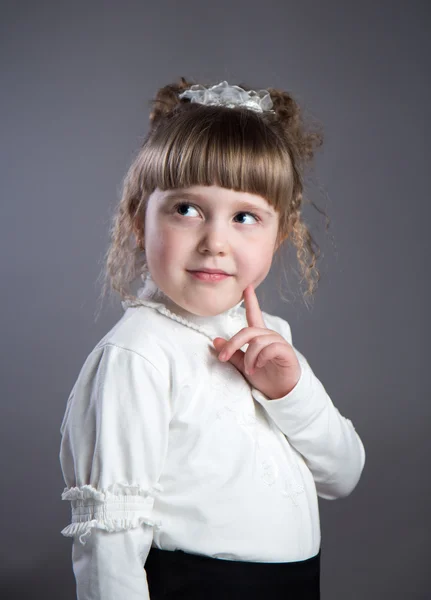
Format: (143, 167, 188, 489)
(59, 342, 171, 598)
(251, 316, 366, 501)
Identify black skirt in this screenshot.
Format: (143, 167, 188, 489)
(145, 545, 321, 599)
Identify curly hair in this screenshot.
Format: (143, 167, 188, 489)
(97, 76, 329, 315)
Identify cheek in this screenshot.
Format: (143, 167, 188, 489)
(147, 226, 189, 262)
(239, 242, 273, 269)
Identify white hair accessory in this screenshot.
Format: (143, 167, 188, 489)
(178, 80, 275, 114)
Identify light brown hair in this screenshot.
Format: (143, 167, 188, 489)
(98, 76, 329, 314)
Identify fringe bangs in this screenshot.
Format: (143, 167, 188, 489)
(139, 105, 293, 211)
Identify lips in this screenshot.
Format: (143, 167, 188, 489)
(189, 269, 231, 275)
(188, 271, 231, 282)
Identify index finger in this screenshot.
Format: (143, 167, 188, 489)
(243, 284, 266, 329)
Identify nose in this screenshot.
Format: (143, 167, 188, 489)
(197, 224, 230, 255)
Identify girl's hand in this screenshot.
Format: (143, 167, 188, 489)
(212, 284, 301, 400)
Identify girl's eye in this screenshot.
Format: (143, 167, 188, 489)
(175, 203, 199, 218)
(173, 203, 259, 224)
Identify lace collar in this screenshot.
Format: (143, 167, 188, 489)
(122, 274, 246, 342)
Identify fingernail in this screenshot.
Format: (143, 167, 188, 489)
(219, 352, 227, 361)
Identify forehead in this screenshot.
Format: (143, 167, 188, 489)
(156, 185, 276, 216)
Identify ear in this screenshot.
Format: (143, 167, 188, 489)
(132, 218, 145, 249)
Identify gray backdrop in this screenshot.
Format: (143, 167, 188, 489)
(1, 1, 429, 598)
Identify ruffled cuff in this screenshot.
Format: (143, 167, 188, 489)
(61, 482, 163, 545)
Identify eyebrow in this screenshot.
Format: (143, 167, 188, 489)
(161, 190, 275, 217)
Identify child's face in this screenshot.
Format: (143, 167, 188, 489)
(143, 185, 280, 316)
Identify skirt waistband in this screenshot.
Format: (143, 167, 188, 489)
(145, 546, 321, 599)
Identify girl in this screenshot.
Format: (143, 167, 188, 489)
(59, 78, 365, 600)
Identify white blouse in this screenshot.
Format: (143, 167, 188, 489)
(60, 276, 365, 599)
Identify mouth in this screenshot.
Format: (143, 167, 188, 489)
(187, 270, 232, 282)
(188, 269, 232, 275)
